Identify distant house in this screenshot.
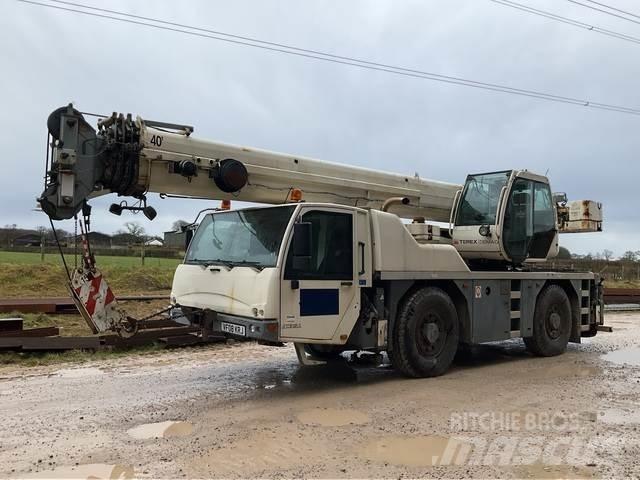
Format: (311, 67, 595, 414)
(110, 232, 139, 247)
(2, 226, 69, 247)
(13, 233, 44, 247)
(1, 228, 37, 247)
(164, 230, 187, 248)
(74, 231, 113, 248)
(145, 238, 163, 247)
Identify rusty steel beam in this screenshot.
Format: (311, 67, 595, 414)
(0, 336, 102, 350)
(0, 327, 59, 338)
(603, 288, 640, 305)
(0, 295, 169, 314)
(0, 318, 24, 332)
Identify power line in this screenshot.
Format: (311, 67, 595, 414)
(566, 0, 640, 25)
(490, 0, 640, 46)
(17, 0, 640, 116)
(36, 0, 597, 106)
(584, 0, 640, 20)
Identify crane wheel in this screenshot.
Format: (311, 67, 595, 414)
(524, 285, 571, 357)
(389, 287, 459, 378)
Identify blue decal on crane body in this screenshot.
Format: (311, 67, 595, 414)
(300, 289, 339, 316)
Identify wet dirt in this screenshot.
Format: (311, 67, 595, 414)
(31, 463, 134, 479)
(539, 363, 602, 378)
(296, 407, 370, 426)
(127, 421, 193, 440)
(513, 463, 597, 479)
(0, 313, 638, 478)
(358, 435, 469, 467)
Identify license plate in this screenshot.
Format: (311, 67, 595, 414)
(221, 321, 246, 336)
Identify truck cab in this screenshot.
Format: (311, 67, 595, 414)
(451, 170, 560, 265)
(171, 203, 371, 345)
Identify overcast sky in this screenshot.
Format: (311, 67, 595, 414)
(1, 0, 639, 256)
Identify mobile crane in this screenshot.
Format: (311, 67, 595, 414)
(39, 104, 604, 377)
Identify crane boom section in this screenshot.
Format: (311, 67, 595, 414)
(40, 105, 460, 222)
(140, 125, 460, 220)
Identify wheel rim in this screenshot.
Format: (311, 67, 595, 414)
(546, 306, 562, 339)
(415, 311, 448, 357)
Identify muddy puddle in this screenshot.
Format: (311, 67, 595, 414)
(541, 363, 601, 378)
(296, 407, 370, 426)
(127, 420, 193, 440)
(31, 463, 134, 479)
(359, 435, 469, 467)
(602, 346, 640, 367)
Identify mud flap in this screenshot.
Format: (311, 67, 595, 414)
(294, 343, 327, 366)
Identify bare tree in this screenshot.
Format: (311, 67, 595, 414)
(602, 249, 614, 262)
(171, 219, 190, 232)
(120, 222, 147, 242)
(621, 251, 637, 263)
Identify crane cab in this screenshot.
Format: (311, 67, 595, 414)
(451, 170, 559, 265)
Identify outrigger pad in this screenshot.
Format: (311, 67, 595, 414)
(68, 267, 126, 335)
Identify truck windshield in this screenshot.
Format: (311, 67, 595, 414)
(456, 171, 511, 226)
(185, 206, 295, 269)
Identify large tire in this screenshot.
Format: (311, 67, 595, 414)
(524, 285, 571, 357)
(389, 287, 459, 378)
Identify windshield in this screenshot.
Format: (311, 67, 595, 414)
(185, 206, 295, 268)
(456, 171, 511, 226)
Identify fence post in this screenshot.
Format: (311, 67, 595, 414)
(40, 230, 45, 263)
(141, 241, 145, 266)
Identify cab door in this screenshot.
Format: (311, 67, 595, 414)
(279, 207, 359, 342)
(500, 177, 558, 263)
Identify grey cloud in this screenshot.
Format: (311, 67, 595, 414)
(0, 0, 637, 255)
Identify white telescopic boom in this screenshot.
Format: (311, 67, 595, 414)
(39, 106, 460, 222)
(139, 123, 460, 222)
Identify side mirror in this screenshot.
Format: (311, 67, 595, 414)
(292, 222, 312, 270)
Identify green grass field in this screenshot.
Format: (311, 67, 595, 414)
(0, 250, 180, 298)
(0, 250, 181, 268)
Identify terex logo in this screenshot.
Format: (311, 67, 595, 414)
(457, 239, 499, 245)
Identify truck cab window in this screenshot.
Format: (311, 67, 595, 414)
(456, 171, 510, 226)
(284, 211, 353, 280)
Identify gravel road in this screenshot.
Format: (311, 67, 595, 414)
(0, 313, 638, 479)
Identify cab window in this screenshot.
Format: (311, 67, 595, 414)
(456, 171, 510, 226)
(284, 211, 353, 280)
